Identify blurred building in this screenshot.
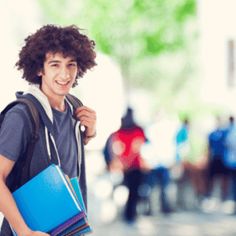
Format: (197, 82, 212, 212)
(198, 0, 236, 114)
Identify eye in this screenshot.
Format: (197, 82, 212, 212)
(68, 63, 77, 67)
(51, 63, 59, 67)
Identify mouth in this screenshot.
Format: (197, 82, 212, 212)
(55, 80, 71, 86)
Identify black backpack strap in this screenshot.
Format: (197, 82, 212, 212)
(66, 93, 86, 133)
(1, 98, 40, 190)
(66, 94, 83, 109)
(65, 93, 87, 138)
(0, 98, 40, 137)
(66, 93, 85, 128)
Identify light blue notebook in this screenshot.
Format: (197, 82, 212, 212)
(70, 177, 86, 213)
(12, 164, 82, 233)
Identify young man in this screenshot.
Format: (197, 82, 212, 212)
(0, 25, 97, 236)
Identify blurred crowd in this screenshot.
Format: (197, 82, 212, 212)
(101, 107, 236, 225)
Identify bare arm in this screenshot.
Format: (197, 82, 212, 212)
(0, 155, 49, 236)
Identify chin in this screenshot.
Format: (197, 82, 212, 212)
(56, 88, 71, 95)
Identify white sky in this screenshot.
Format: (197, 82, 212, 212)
(0, 0, 41, 107)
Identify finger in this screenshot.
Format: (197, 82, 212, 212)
(79, 118, 96, 127)
(75, 110, 96, 119)
(75, 112, 97, 121)
(75, 106, 96, 114)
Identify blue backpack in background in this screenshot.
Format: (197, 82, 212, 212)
(224, 125, 236, 169)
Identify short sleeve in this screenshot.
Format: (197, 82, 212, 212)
(0, 105, 31, 161)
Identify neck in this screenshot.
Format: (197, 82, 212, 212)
(42, 91, 66, 112)
(49, 98, 65, 112)
(40, 85, 66, 112)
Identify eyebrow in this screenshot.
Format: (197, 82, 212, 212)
(48, 60, 60, 64)
(48, 59, 77, 64)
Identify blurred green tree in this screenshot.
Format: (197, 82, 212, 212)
(37, 0, 197, 111)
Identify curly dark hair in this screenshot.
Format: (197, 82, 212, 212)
(16, 24, 97, 87)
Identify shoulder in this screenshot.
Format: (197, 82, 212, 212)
(2, 103, 33, 129)
(208, 131, 214, 138)
(4, 103, 30, 117)
(135, 126, 145, 132)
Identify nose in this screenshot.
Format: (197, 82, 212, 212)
(59, 66, 70, 80)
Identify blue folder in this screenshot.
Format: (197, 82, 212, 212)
(12, 164, 83, 233)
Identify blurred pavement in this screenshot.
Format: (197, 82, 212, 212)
(92, 211, 236, 236)
(1, 203, 236, 235)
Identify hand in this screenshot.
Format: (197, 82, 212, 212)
(20, 229, 49, 236)
(74, 106, 97, 144)
(30, 232, 50, 236)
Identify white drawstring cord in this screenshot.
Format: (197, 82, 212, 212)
(45, 126, 61, 167)
(45, 127, 51, 160)
(75, 121, 82, 179)
(49, 133, 61, 167)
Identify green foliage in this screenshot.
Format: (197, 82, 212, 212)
(37, 0, 196, 57)
(37, 0, 197, 110)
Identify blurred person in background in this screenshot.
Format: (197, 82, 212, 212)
(223, 116, 236, 213)
(140, 111, 175, 215)
(103, 133, 114, 171)
(109, 107, 149, 224)
(174, 118, 206, 210)
(205, 116, 230, 203)
(175, 118, 190, 164)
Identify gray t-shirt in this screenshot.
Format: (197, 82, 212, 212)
(0, 102, 78, 178)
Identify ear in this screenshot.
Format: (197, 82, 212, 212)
(37, 70, 43, 77)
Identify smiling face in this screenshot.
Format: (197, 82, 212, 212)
(38, 52, 78, 100)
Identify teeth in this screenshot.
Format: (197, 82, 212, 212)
(56, 81, 69, 85)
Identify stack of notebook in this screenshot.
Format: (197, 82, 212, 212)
(12, 164, 92, 236)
